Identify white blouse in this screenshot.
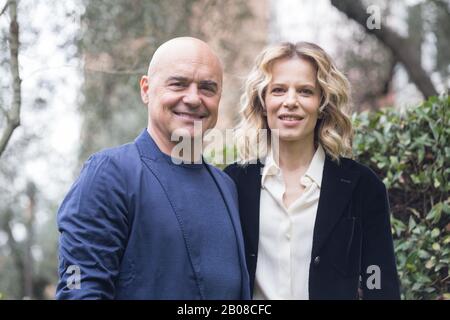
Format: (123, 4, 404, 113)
(253, 145, 325, 300)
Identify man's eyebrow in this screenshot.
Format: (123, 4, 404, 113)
(166, 77, 218, 90)
(166, 76, 189, 83)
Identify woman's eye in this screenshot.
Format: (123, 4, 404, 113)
(300, 89, 313, 95)
(271, 87, 284, 93)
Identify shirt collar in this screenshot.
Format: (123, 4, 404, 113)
(261, 151, 281, 186)
(304, 144, 325, 188)
(261, 144, 325, 188)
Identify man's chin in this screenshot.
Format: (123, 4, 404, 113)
(171, 127, 204, 141)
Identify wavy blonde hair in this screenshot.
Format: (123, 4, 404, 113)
(235, 41, 353, 164)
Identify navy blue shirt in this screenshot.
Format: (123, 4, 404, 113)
(151, 139, 242, 299)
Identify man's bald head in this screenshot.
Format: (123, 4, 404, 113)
(147, 37, 223, 79)
(139, 37, 224, 156)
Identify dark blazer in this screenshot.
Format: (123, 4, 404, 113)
(56, 129, 250, 299)
(225, 156, 400, 300)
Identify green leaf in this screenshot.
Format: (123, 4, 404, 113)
(412, 283, 422, 291)
(431, 228, 440, 238)
(443, 236, 450, 245)
(408, 216, 417, 232)
(426, 203, 443, 224)
(418, 250, 430, 259)
(407, 207, 421, 219)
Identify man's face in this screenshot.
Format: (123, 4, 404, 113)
(140, 50, 222, 148)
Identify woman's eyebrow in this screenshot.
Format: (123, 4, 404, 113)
(270, 82, 317, 88)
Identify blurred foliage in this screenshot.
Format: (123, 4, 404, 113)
(337, 0, 450, 110)
(0, 0, 80, 299)
(353, 95, 449, 299)
(78, 0, 261, 162)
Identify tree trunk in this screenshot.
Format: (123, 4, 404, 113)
(0, 0, 21, 158)
(330, 0, 438, 98)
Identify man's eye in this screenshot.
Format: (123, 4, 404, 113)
(203, 87, 215, 93)
(200, 86, 217, 95)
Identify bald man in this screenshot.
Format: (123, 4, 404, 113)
(56, 37, 250, 299)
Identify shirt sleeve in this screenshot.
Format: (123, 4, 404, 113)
(56, 153, 129, 299)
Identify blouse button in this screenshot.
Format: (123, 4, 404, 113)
(313, 256, 321, 266)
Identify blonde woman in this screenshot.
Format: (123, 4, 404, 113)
(224, 42, 400, 300)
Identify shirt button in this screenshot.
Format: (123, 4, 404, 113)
(300, 176, 312, 187)
(286, 232, 291, 240)
(314, 256, 320, 266)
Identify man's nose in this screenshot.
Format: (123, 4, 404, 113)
(183, 84, 201, 108)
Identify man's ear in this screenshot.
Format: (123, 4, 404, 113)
(140, 76, 149, 104)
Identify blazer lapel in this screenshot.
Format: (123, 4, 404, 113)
(242, 163, 263, 257)
(206, 165, 251, 299)
(134, 129, 206, 298)
(311, 156, 361, 257)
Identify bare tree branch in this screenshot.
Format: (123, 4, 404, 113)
(0, 0, 10, 16)
(330, 0, 438, 98)
(0, 105, 7, 118)
(0, 0, 21, 157)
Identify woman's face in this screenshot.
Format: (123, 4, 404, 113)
(264, 57, 321, 145)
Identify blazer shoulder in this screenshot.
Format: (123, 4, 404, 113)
(224, 162, 260, 183)
(340, 157, 385, 191)
(223, 162, 240, 180)
(79, 142, 141, 184)
(207, 164, 235, 187)
(93, 142, 139, 163)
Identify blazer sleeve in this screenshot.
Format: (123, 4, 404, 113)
(360, 170, 401, 299)
(56, 153, 129, 299)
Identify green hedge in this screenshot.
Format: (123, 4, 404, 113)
(353, 96, 449, 299)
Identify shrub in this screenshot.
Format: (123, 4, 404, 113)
(353, 95, 449, 300)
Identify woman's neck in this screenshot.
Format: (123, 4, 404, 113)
(275, 138, 316, 172)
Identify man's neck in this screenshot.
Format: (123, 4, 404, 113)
(147, 127, 203, 163)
